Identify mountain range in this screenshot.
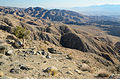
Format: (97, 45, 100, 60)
(69, 4, 120, 16)
(0, 6, 88, 25)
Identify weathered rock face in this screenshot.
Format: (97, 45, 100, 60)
(101, 53, 114, 64)
(60, 33, 86, 52)
(114, 42, 120, 53)
(0, 25, 11, 32)
(60, 32, 115, 56)
(58, 25, 74, 35)
(0, 16, 14, 32)
(60, 33, 99, 53)
(46, 26, 60, 35)
(30, 24, 74, 46)
(37, 32, 60, 46)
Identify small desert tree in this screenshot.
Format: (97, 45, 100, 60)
(12, 26, 30, 42)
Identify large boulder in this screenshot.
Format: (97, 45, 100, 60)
(14, 41, 23, 48)
(60, 33, 87, 52)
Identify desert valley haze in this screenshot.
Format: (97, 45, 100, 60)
(0, 0, 120, 79)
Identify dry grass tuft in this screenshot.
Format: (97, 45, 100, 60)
(44, 66, 59, 76)
(48, 69, 58, 76)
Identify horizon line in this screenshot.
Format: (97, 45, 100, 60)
(1, 3, 120, 9)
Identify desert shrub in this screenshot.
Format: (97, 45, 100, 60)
(48, 69, 58, 76)
(12, 26, 30, 39)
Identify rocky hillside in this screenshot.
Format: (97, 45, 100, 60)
(0, 6, 120, 79)
(0, 26, 120, 79)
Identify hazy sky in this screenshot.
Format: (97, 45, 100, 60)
(0, 0, 120, 8)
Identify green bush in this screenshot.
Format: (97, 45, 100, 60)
(12, 26, 30, 39)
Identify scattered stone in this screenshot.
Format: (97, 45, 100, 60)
(62, 67, 68, 68)
(74, 69, 81, 75)
(81, 63, 91, 72)
(0, 62, 4, 65)
(10, 68, 20, 74)
(109, 74, 116, 79)
(5, 50, 14, 56)
(28, 48, 35, 50)
(41, 51, 47, 56)
(46, 54, 51, 59)
(22, 49, 36, 55)
(48, 48, 57, 54)
(0, 72, 4, 77)
(43, 61, 47, 63)
(6, 40, 14, 44)
(36, 51, 41, 55)
(28, 50, 36, 55)
(66, 55, 72, 60)
(81, 59, 90, 64)
(19, 64, 31, 70)
(109, 74, 120, 79)
(66, 71, 73, 75)
(14, 41, 23, 48)
(43, 66, 58, 76)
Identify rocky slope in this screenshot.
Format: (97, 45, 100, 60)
(0, 30, 120, 79)
(0, 6, 120, 79)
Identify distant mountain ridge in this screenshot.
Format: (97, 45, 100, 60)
(0, 6, 88, 25)
(69, 4, 120, 16)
